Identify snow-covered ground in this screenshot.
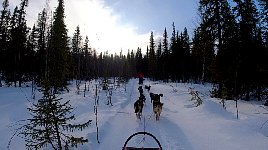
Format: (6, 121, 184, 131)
(1, 78, 268, 150)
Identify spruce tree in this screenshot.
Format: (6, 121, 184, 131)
(199, 0, 241, 98)
(72, 26, 83, 82)
(233, 0, 259, 100)
(143, 46, 149, 76)
(148, 31, 157, 79)
(135, 47, 143, 74)
(162, 28, 169, 81)
(258, 0, 267, 44)
(47, 0, 70, 92)
(199, 0, 226, 53)
(3, 6, 17, 85)
(83, 36, 92, 80)
(19, 85, 91, 150)
(191, 25, 214, 83)
(214, 5, 240, 98)
(258, 0, 268, 86)
(170, 22, 178, 81)
(258, 0, 268, 85)
(92, 49, 98, 78)
(174, 30, 184, 81)
(35, 8, 48, 84)
(25, 25, 38, 80)
(182, 27, 191, 82)
(7, 0, 29, 87)
(191, 29, 204, 82)
(129, 50, 136, 77)
(0, 0, 10, 85)
(156, 40, 163, 80)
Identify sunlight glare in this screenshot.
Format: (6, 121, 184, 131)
(65, 0, 150, 54)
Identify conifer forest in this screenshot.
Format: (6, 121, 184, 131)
(0, 0, 267, 100)
(0, 0, 268, 149)
(0, 0, 267, 99)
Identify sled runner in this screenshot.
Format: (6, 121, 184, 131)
(122, 132, 162, 150)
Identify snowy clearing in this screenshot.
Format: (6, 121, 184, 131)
(1, 78, 268, 150)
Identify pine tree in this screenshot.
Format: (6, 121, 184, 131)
(143, 46, 149, 76)
(20, 85, 91, 150)
(0, 0, 11, 86)
(162, 28, 169, 81)
(25, 24, 38, 80)
(7, 0, 29, 87)
(233, 0, 259, 100)
(135, 47, 143, 74)
(3, 6, 18, 85)
(35, 8, 49, 84)
(83, 36, 92, 80)
(71, 26, 83, 84)
(258, 0, 268, 89)
(0, 0, 10, 37)
(126, 49, 135, 78)
(156, 39, 163, 80)
(123, 53, 131, 79)
(258, 0, 267, 45)
(254, 28, 267, 101)
(173, 30, 183, 82)
(130, 50, 136, 76)
(148, 31, 157, 79)
(182, 27, 191, 82)
(170, 22, 177, 81)
(213, 5, 240, 98)
(47, 0, 70, 92)
(191, 29, 203, 82)
(98, 52, 104, 77)
(191, 25, 215, 83)
(92, 49, 98, 78)
(199, 0, 227, 53)
(199, 0, 241, 98)
(258, 0, 268, 88)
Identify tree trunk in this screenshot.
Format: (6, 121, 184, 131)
(0, 74, 2, 87)
(54, 120, 62, 150)
(257, 85, 261, 101)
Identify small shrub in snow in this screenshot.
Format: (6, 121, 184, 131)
(189, 87, 203, 107)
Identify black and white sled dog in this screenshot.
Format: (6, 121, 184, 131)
(149, 93, 163, 103)
(144, 85, 151, 92)
(134, 97, 144, 119)
(139, 93, 146, 104)
(138, 86, 143, 94)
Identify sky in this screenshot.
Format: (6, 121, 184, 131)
(5, 0, 199, 54)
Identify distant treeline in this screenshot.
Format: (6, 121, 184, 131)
(0, 0, 267, 101)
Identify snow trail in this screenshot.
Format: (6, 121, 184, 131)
(2, 79, 268, 150)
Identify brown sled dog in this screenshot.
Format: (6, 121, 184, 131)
(150, 93, 164, 121)
(153, 102, 164, 121)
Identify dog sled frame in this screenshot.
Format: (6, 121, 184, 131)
(122, 132, 162, 150)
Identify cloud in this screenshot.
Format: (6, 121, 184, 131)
(9, 0, 150, 55)
(45, 0, 148, 54)
(64, 0, 150, 54)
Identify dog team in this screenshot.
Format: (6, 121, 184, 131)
(134, 84, 164, 121)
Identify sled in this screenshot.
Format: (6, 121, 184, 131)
(122, 132, 162, 150)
